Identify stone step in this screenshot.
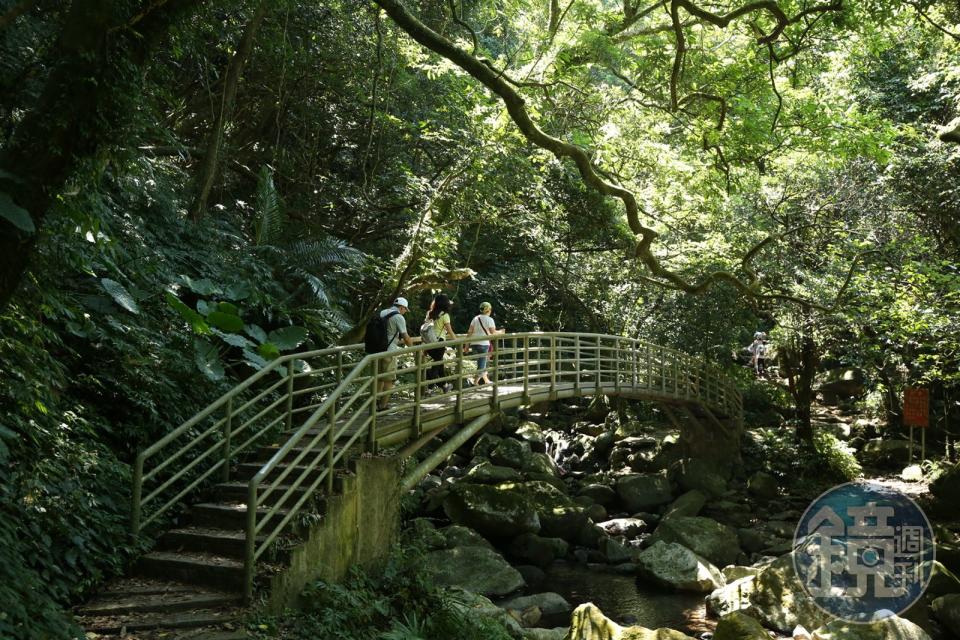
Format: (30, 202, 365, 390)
(233, 461, 328, 485)
(136, 551, 245, 592)
(189, 502, 286, 531)
(160, 527, 263, 559)
(75, 608, 243, 635)
(98, 578, 198, 598)
(249, 442, 337, 464)
(213, 480, 313, 508)
(77, 589, 241, 617)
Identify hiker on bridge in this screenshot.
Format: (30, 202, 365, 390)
(466, 301, 504, 386)
(376, 297, 413, 410)
(421, 294, 458, 394)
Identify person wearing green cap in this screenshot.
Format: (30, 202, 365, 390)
(466, 301, 503, 386)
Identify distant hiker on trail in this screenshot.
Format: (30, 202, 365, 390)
(747, 332, 768, 378)
(466, 301, 504, 386)
(421, 294, 457, 394)
(367, 297, 413, 410)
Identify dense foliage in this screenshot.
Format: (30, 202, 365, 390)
(0, 0, 958, 636)
(249, 544, 512, 640)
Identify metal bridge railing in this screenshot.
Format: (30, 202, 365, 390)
(129, 332, 742, 600)
(129, 344, 365, 534)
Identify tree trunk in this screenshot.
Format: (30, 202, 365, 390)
(794, 331, 816, 443)
(780, 311, 818, 444)
(188, 0, 269, 221)
(877, 362, 902, 428)
(0, 0, 201, 309)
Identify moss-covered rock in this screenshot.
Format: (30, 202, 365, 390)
(713, 611, 769, 640)
(635, 541, 724, 592)
(508, 532, 570, 567)
(423, 546, 525, 597)
(443, 482, 540, 538)
(615, 473, 673, 512)
(932, 594, 960, 637)
(565, 603, 695, 640)
(811, 616, 930, 640)
(647, 516, 740, 568)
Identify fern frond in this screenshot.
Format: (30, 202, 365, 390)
(254, 166, 284, 246)
(297, 270, 331, 306)
(288, 237, 362, 269)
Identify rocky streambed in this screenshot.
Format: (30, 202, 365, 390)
(401, 400, 960, 640)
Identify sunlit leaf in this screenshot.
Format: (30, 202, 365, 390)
(0, 192, 35, 233)
(194, 338, 224, 381)
(268, 326, 308, 350)
(100, 278, 139, 314)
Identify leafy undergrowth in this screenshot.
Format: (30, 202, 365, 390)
(0, 163, 357, 639)
(248, 545, 512, 640)
(743, 425, 863, 496)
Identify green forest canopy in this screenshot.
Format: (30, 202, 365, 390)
(0, 0, 958, 637)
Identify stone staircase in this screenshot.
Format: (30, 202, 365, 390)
(76, 433, 347, 638)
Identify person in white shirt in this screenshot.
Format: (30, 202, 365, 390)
(465, 301, 503, 386)
(377, 297, 413, 409)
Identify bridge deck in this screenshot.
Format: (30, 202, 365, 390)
(321, 380, 727, 449)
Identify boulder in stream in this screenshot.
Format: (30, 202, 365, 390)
(811, 616, 931, 640)
(930, 462, 960, 512)
(492, 437, 535, 470)
(932, 594, 960, 637)
(439, 524, 493, 549)
(746, 553, 833, 632)
(565, 603, 695, 640)
(671, 458, 728, 498)
(523, 628, 568, 640)
(713, 610, 769, 640)
(746, 472, 778, 500)
(634, 541, 724, 592)
(509, 532, 570, 567)
(648, 516, 740, 568)
(578, 483, 617, 507)
(615, 473, 673, 512)
(443, 482, 541, 538)
(525, 451, 560, 476)
(422, 545, 525, 597)
(662, 490, 707, 520)
(499, 592, 573, 619)
(472, 433, 503, 459)
(517, 421, 548, 452)
(597, 517, 647, 539)
(464, 460, 523, 484)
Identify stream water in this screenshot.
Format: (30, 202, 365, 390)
(537, 561, 714, 636)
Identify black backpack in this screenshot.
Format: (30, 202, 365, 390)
(364, 310, 399, 354)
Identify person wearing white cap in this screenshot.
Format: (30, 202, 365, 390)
(377, 297, 413, 410)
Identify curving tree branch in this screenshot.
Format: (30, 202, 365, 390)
(680, 92, 727, 130)
(372, 0, 863, 304)
(906, 0, 960, 42)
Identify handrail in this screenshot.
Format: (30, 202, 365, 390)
(239, 331, 742, 599)
(129, 330, 742, 602)
(130, 343, 366, 533)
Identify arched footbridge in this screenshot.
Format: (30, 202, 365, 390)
(128, 332, 743, 602)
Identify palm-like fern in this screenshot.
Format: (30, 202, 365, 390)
(253, 166, 284, 246)
(379, 612, 428, 640)
(251, 166, 362, 310)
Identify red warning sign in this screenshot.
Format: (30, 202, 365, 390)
(904, 387, 929, 428)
